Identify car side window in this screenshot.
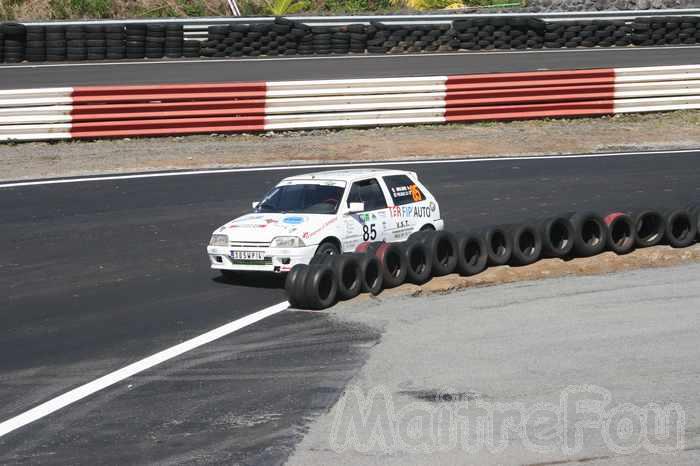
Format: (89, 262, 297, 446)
(347, 178, 387, 211)
(383, 175, 425, 206)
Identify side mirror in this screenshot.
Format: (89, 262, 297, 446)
(347, 202, 365, 214)
(252, 201, 259, 209)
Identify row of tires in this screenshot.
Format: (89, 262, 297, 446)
(285, 206, 700, 310)
(1, 15, 695, 63)
(0, 22, 198, 62)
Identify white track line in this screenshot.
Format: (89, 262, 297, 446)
(1, 45, 699, 70)
(0, 301, 289, 438)
(1, 148, 698, 189)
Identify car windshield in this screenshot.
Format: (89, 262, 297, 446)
(255, 183, 344, 214)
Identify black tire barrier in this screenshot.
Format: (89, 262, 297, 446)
(603, 212, 636, 255)
(539, 216, 575, 258)
(568, 212, 607, 257)
(2, 14, 693, 63)
(481, 226, 513, 267)
(410, 230, 458, 277)
(283, 204, 698, 309)
(663, 208, 697, 248)
(508, 223, 542, 266)
(400, 240, 432, 285)
(633, 209, 665, 248)
(454, 231, 488, 276)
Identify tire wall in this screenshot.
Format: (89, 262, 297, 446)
(2, 14, 699, 63)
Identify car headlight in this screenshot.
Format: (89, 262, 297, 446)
(210, 234, 229, 247)
(271, 236, 305, 248)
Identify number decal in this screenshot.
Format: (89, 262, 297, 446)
(362, 224, 377, 241)
(410, 184, 423, 202)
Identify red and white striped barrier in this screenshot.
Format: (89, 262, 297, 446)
(1, 64, 698, 142)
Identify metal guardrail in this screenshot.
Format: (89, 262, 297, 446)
(20, 9, 700, 27)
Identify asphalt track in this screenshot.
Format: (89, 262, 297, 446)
(0, 46, 699, 88)
(1, 149, 700, 463)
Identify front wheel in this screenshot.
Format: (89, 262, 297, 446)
(314, 241, 340, 257)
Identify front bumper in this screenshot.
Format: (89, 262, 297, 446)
(207, 244, 318, 273)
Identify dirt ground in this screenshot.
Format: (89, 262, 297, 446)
(2, 111, 700, 182)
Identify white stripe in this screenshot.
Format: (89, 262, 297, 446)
(1, 149, 697, 190)
(0, 301, 289, 437)
(1, 45, 699, 70)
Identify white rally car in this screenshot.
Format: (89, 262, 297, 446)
(207, 168, 444, 274)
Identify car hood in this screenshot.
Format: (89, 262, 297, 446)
(214, 213, 338, 243)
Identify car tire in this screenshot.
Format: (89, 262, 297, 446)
(539, 216, 575, 258)
(315, 240, 340, 257)
(349, 252, 383, 295)
(633, 209, 665, 248)
(603, 212, 635, 255)
(400, 240, 432, 285)
(568, 212, 607, 257)
(454, 231, 487, 276)
(373, 242, 407, 288)
(285, 264, 308, 308)
(663, 208, 697, 248)
(508, 223, 542, 266)
(481, 225, 513, 266)
(302, 264, 338, 310)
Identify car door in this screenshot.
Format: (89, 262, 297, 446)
(382, 174, 435, 241)
(342, 178, 390, 251)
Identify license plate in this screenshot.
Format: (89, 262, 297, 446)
(230, 250, 265, 261)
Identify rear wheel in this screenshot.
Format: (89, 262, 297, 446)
(315, 240, 340, 257)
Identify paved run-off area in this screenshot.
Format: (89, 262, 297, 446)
(287, 264, 700, 466)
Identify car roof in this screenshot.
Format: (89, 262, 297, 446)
(282, 168, 413, 183)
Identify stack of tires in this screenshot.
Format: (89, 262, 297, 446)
(452, 17, 545, 51)
(544, 20, 632, 49)
(25, 25, 45, 62)
(46, 26, 66, 61)
(202, 18, 320, 58)
(125, 24, 147, 59)
(631, 16, 699, 46)
(286, 206, 699, 311)
(86, 25, 106, 60)
(145, 24, 165, 58)
(164, 24, 184, 58)
(105, 25, 125, 60)
(183, 39, 202, 57)
(367, 23, 455, 54)
(3, 22, 26, 63)
(66, 25, 86, 61)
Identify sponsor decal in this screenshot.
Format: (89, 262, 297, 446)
(283, 216, 305, 225)
(390, 184, 423, 202)
(429, 201, 436, 212)
(358, 213, 378, 224)
(302, 217, 337, 240)
(390, 205, 432, 219)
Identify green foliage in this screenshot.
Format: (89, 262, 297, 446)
(0, 0, 24, 20)
(261, 0, 309, 15)
(321, 0, 393, 13)
(48, 0, 113, 19)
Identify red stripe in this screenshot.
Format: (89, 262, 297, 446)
(445, 100, 614, 122)
(445, 68, 615, 123)
(69, 81, 268, 138)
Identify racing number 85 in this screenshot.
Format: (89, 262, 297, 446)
(363, 224, 377, 241)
